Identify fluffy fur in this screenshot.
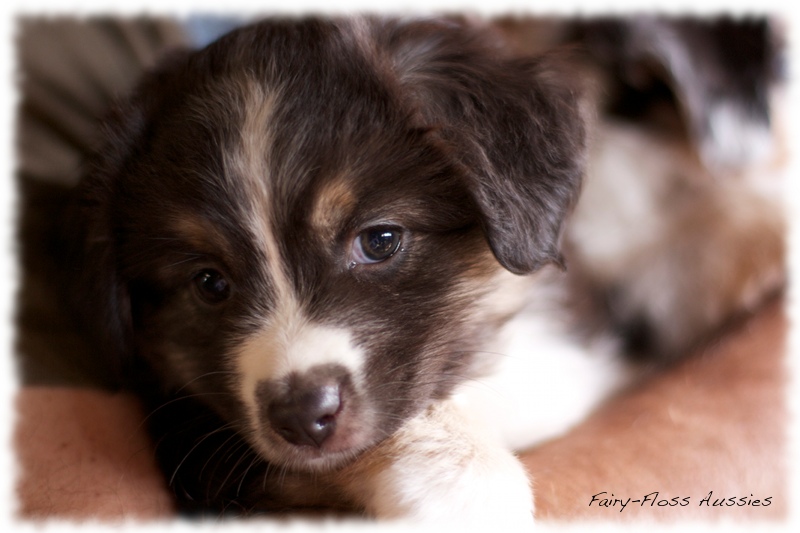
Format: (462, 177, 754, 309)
(60, 16, 785, 523)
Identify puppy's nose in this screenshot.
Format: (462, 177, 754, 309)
(267, 382, 342, 448)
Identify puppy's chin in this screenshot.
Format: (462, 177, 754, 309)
(261, 444, 366, 474)
(252, 418, 380, 473)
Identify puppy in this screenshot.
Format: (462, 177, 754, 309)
(61, 16, 785, 523)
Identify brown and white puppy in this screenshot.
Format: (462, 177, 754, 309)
(61, 16, 785, 524)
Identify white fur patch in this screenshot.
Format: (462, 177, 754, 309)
(704, 101, 775, 171)
(341, 399, 534, 526)
(236, 314, 366, 422)
(455, 307, 630, 451)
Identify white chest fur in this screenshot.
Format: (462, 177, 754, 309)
(454, 290, 632, 451)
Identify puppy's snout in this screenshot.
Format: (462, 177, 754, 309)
(258, 364, 357, 450)
(268, 382, 342, 448)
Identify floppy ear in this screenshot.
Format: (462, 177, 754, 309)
(60, 115, 136, 381)
(60, 50, 192, 381)
(460, 54, 588, 274)
(386, 21, 588, 274)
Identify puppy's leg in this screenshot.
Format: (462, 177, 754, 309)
(335, 398, 533, 525)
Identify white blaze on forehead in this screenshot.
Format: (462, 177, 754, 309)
(220, 77, 293, 301)
(223, 77, 366, 418)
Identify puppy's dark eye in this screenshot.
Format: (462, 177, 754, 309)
(351, 226, 403, 265)
(193, 269, 231, 304)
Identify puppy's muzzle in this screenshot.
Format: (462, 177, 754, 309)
(268, 380, 341, 447)
(259, 365, 352, 450)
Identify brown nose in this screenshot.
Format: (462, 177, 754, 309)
(267, 381, 343, 448)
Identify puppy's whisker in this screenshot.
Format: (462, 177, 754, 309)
(199, 430, 245, 481)
(277, 463, 291, 494)
(175, 371, 239, 394)
(163, 256, 207, 269)
(367, 376, 467, 393)
(362, 408, 408, 425)
(262, 460, 274, 494)
(136, 392, 234, 433)
(168, 422, 237, 487)
(237, 455, 262, 498)
(215, 445, 257, 500)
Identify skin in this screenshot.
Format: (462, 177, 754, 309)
(13, 301, 786, 522)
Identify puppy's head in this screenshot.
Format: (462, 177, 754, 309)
(569, 16, 783, 171)
(67, 17, 585, 472)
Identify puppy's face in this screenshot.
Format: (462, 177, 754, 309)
(121, 76, 497, 471)
(71, 18, 585, 472)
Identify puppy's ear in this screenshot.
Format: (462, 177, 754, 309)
(460, 54, 588, 274)
(60, 50, 191, 382)
(388, 22, 588, 274)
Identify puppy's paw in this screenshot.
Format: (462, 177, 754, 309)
(338, 400, 534, 526)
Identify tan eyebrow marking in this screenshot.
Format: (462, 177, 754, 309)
(168, 214, 233, 258)
(310, 175, 358, 244)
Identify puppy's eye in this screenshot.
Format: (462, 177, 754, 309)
(193, 269, 231, 304)
(351, 226, 403, 265)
